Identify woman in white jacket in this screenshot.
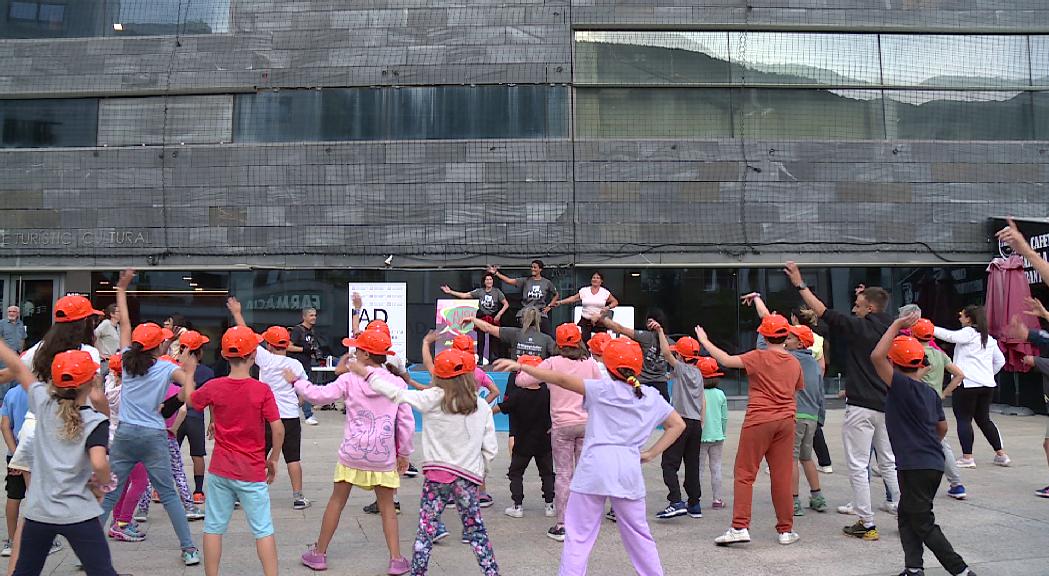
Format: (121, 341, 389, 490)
(934, 305, 1010, 468)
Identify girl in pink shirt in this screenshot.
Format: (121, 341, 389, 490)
(515, 323, 601, 541)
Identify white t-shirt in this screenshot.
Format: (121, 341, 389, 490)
(255, 346, 309, 418)
(21, 342, 101, 375)
(579, 286, 611, 317)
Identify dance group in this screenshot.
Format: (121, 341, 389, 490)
(2, 220, 1049, 575)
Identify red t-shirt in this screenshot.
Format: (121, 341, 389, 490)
(740, 349, 804, 428)
(191, 377, 279, 482)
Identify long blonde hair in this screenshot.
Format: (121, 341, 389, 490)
(433, 374, 478, 416)
(51, 383, 87, 440)
(521, 308, 542, 333)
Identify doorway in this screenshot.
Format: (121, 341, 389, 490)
(0, 274, 63, 350)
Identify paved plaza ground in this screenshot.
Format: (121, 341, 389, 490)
(7, 407, 1049, 575)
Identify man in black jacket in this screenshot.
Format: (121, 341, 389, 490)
(784, 262, 899, 541)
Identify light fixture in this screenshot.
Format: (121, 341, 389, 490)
(188, 282, 198, 287)
(182, 276, 192, 281)
(194, 288, 204, 292)
(630, 272, 641, 277)
(113, 23, 123, 31)
(98, 281, 110, 285)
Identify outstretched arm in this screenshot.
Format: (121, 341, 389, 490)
(466, 316, 499, 337)
(486, 266, 518, 286)
(116, 269, 135, 349)
(998, 217, 1049, 289)
(491, 359, 585, 396)
(783, 262, 827, 317)
(600, 316, 637, 340)
(693, 326, 744, 370)
(556, 293, 581, 307)
(650, 320, 677, 368)
(440, 285, 472, 299)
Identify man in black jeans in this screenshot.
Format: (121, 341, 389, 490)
(871, 313, 976, 576)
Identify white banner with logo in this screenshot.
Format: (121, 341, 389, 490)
(348, 283, 407, 359)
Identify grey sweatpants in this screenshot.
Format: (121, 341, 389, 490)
(699, 440, 724, 502)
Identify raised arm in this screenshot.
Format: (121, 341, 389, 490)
(693, 325, 744, 370)
(116, 269, 135, 349)
(486, 265, 518, 286)
(650, 319, 677, 368)
(173, 350, 198, 403)
(998, 217, 1049, 289)
(0, 341, 33, 391)
(466, 316, 499, 337)
(871, 314, 916, 386)
(227, 296, 247, 328)
(741, 293, 772, 318)
(599, 316, 637, 340)
(421, 331, 437, 374)
(440, 285, 472, 299)
(492, 359, 585, 396)
(351, 292, 363, 336)
(783, 262, 827, 317)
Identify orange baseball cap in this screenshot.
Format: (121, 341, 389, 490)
(180, 330, 210, 351)
(788, 324, 816, 349)
(433, 349, 475, 379)
(365, 320, 391, 337)
(671, 336, 702, 360)
(555, 323, 583, 348)
(587, 332, 612, 356)
(888, 336, 928, 369)
(221, 326, 263, 358)
(51, 350, 99, 389)
(517, 355, 544, 367)
(697, 356, 724, 378)
(911, 319, 935, 342)
(107, 353, 122, 375)
(54, 295, 103, 323)
(262, 326, 291, 349)
(452, 334, 476, 353)
(131, 322, 174, 351)
(757, 314, 791, 338)
(342, 329, 395, 356)
(603, 339, 643, 380)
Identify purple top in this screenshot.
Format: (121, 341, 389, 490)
(570, 378, 673, 500)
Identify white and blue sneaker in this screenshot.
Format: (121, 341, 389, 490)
(687, 502, 703, 518)
(947, 485, 967, 500)
(655, 501, 688, 519)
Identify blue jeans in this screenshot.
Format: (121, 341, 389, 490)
(302, 402, 314, 419)
(101, 423, 196, 550)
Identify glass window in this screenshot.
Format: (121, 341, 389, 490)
(575, 88, 735, 138)
(735, 89, 885, 139)
(111, 0, 230, 36)
(884, 90, 1034, 140)
(1, 0, 229, 39)
(0, 99, 98, 148)
(574, 31, 730, 85)
(881, 35, 1029, 88)
(729, 32, 881, 86)
(1032, 36, 1049, 87)
(1032, 91, 1049, 139)
(235, 86, 568, 143)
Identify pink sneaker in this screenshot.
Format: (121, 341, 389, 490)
(711, 499, 726, 510)
(301, 545, 327, 571)
(387, 556, 410, 575)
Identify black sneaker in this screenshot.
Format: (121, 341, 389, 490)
(842, 520, 878, 540)
(546, 525, 566, 542)
(605, 508, 616, 522)
(404, 464, 419, 478)
(896, 570, 925, 576)
(363, 500, 400, 514)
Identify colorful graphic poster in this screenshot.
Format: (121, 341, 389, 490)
(348, 283, 407, 359)
(435, 299, 478, 354)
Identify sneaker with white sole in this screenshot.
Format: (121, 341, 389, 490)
(182, 547, 201, 566)
(48, 540, 63, 555)
(504, 504, 524, 518)
(879, 501, 898, 516)
(714, 527, 751, 546)
(304, 416, 319, 426)
(817, 465, 833, 474)
(546, 524, 566, 542)
(1, 539, 11, 557)
(778, 531, 800, 545)
(185, 505, 205, 521)
(544, 502, 556, 518)
(478, 493, 494, 508)
(133, 506, 149, 523)
(955, 457, 976, 469)
(993, 454, 1012, 467)
(656, 501, 688, 519)
(837, 502, 856, 515)
(947, 485, 967, 500)
(293, 496, 312, 510)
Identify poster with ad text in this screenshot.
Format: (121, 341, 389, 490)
(348, 283, 407, 359)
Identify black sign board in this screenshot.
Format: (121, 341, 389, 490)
(989, 217, 1049, 286)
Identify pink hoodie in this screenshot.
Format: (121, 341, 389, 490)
(294, 369, 415, 473)
(515, 356, 600, 428)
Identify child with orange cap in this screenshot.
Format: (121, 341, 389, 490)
(190, 326, 285, 576)
(289, 328, 415, 575)
(650, 320, 707, 520)
(871, 313, 977, 576)
(0, 341, 118, 574)
(494, 339, 685, 576)
(696, 313, 804, 547)
(364, 346, 500, 576)
(227, 297, 313, 510)
(514, 323, 602, 541)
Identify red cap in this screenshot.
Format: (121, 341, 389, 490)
(221, 326, 263, 359)
(587, 332, 612, 356)
(365, 320, 391, 337)
(342, 329, 395, 356)
(911, 319, 935, 342)
(54, 295, 103, 323)
(433, 349, 475, 379)
(262, 326, 291, 349)
(180, 330, 210, 351)
(757, 314, 791, 338)
(517, 355, 544, 367)
(107, 353, 122, 375)
(603, 339, 643, 381)
(788, 324, 816, 349)
(555, 323, 583, 348)
(131, 323, 174, 351)
(671, 336, 702, 360)
(888, 336, 928, 369)
(697, 357, 724, 378)
(452, 334, 476, 353)
(51, 350, 99, 389)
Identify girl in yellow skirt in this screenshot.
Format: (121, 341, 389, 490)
(285, 329, 415, 575)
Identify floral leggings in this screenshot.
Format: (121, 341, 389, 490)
(137, 436, 195, 514)
(413, 478, 498, 576)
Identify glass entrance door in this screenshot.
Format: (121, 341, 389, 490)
(1, 275, 63, 349)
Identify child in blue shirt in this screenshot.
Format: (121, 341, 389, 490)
(1, 383, 29, 555)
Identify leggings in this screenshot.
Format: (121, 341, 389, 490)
(13, 518, 117, 576)
(412, 478, 498, 576)
(699, 440, 724, 502)
(113, 463, 149, 523)
(813, 424, 833, 468)
(135, 437, 196, 517)
(951, 386, 1002, 454)
(551, 424, 586, 525)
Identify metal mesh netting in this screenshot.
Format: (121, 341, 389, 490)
(1, 1, 1048, 266)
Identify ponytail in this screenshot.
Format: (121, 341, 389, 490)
(610, 366, 643, 399)
(123, 342, 157, 377)
(627, 375, 643, 399)
(51, 385, 84, 440)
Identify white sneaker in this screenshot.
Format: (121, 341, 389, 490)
(878, 501, 898, 516)
(1, 539, 11, 557)
(778, 531, 800, 545)
(993, 454, 1012, 467)
(817, 465, 833, 474)
(837, 502, 856, 515)
(48, 539, 63, 555)
(504, 505, 524, 518)
(714, 527, 751, 546)
(305, 416, 319, 426)
(544, 502, 556, 518)
(955, 457, 976, 468)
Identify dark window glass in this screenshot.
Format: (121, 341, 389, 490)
(0, 0, 229, 39)
(234, 86, 567, 143)
(0, 99, 98, 148)
(575, 88, 735, 138)
(574, 31, 731, 85)
(1034, 91, 1049, 139)
(728, 32, 880, 86)
(735, 89, 885, 139)
(884, 90, 1035, 140)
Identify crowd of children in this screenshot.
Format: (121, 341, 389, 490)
(8, 223, 1049, 575)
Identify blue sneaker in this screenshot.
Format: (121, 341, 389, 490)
(433, 524, 449, 543)
(947, 485, 967, 500)
(687, 502, 703, 518)
(655, 501, 688, 519)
